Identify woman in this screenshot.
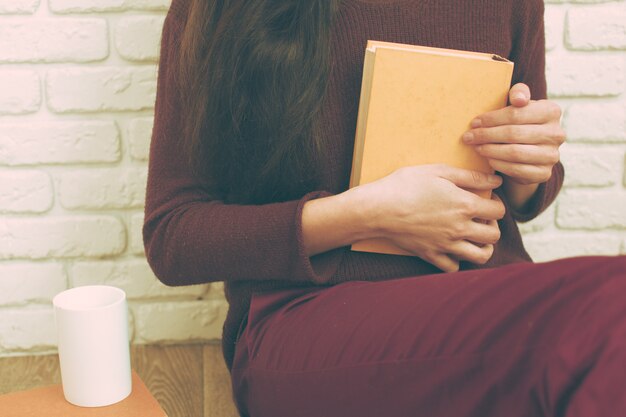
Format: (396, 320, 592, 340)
(143, 0, 626, 415)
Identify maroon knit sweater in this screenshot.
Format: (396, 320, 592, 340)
(144, 0, 564, 371)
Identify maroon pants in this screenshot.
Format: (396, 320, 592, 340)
(231, 256, 626, 417)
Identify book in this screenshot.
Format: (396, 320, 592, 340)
(349, 40, 514, 256)
(0, 370, 167, 417)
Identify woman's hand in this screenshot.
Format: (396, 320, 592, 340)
(303, 164, 504, 272)
(462, 83, 565, 211)
(352, 164, 505, 272)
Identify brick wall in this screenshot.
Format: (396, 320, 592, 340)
(0, 0, 226, 356)
(0, 0, 625, 356)
(522, 0, 626, 261)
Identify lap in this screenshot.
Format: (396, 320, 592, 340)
(231, 256, 626, 417)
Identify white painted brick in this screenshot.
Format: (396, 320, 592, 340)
(0, 263, 66, 305)
(0, 70, 40, 115)
(0, 0, 40, 14)
(546, 55, 624, 97)
(0, 307, 56, 351)
(518, 204, 556, 234)
(70, 259, 207, 299)
(544, 6, 564, 51)
(50, 0, 170, 13)
(557, 190, 626, 229)
(560, 145, 623, 187)
(564, 103, 626, 143)
(129, 212, 145, 255)
(46, 67, 157, 113)
(0, 121, 121, 166)
(566, 5, 626, 50)
(115, 16, 164, 62)
(0, 19, 108, 63)
(133, 300, 227, 343)
(524, 233, 622, 263)
(0, 170, 53, 213)
(128, 307, 136, 343)
(128, 117, 153, 161)
(57, 168, 147, 210)
(0, 217, 126, 259)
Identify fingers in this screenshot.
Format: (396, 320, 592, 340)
(470, 99, 562, 129)
(462, 219, 501, 245)
(487, 160, 554, 185)
(427, 253, 460, 273)
(427, 217, 500, 269)
(427, 241, 496, 271)
(448, 241, 495, 265)
(463, 193, 506, 221)
(475, 143, 561, 165)
(508, 83, 531, 107)
(433, 165, 506, 220)
(434, 165, 502, 191)
(464, 123, 566, 146)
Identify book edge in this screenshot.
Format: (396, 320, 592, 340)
(349, 45, 377, 189)
(366, 40, 513, 63)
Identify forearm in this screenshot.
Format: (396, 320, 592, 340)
(301, 187, 374, 256)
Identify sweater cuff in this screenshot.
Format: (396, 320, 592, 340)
(292, 190, 345, 285)
(510, 162, 564, 222)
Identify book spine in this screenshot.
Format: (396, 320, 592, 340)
(349, 47, 377, 189)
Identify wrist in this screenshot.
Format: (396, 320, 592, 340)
(301, 187, 379, 256)
(502, 176, 540, 213)
(342, 185, 384, 242)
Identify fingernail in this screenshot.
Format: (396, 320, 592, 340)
(470, 119, 482, 128)
(489, 175, 501, 184)
(462, 132, 474, 143)
(513, 92, 526, 101)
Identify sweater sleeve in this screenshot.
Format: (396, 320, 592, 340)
(143, 6, 338, 286)
(506, 0, 564, 223)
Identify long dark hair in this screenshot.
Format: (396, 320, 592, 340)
(177, 0, 340, 204)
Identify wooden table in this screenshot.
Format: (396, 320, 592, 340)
(0, 343, 239, 417)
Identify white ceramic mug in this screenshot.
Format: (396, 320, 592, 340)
(53, 285, 132, 407)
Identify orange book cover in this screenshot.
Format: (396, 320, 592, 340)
(349, 40, 514, 256)
(0, 370, 167, 417)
